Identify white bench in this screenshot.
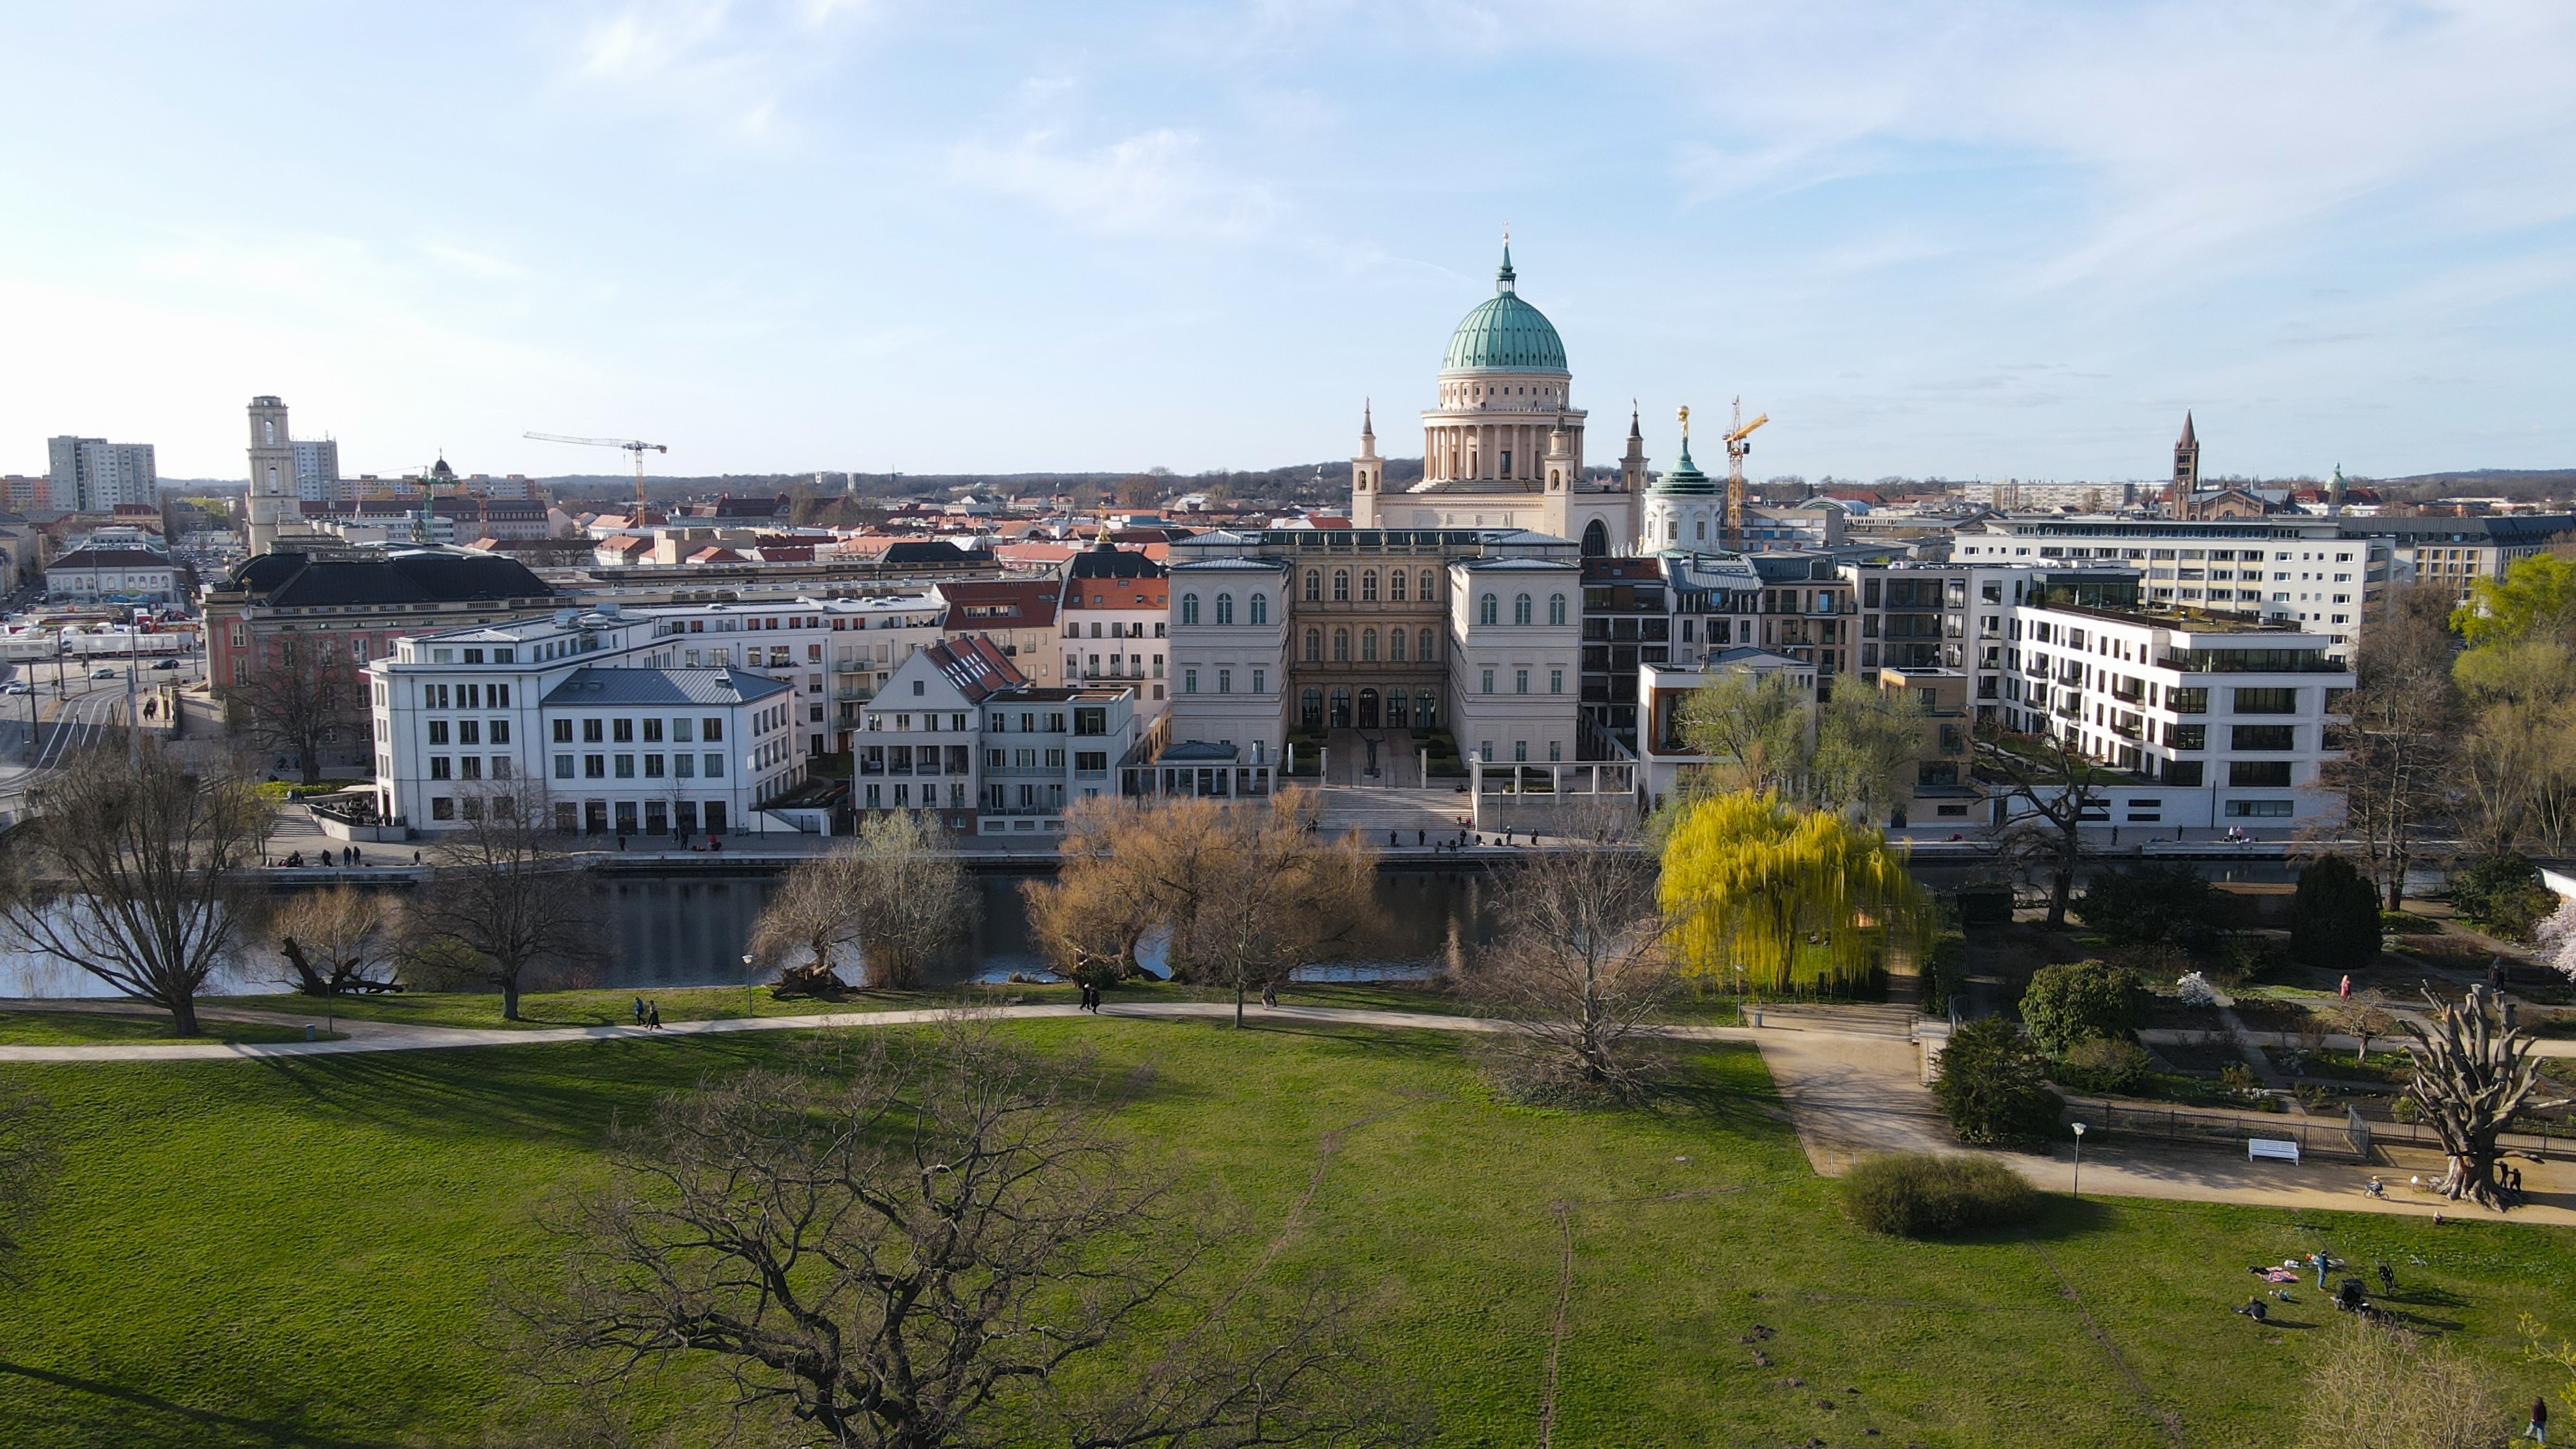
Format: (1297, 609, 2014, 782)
(2248, 1138, 2301, 1165)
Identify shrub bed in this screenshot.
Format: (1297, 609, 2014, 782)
(1841, 1153, 2042, 1237)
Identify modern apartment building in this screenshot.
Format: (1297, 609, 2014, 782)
(367, 610, 809, 839)
(46, 435, 157, 513)
(2344, 515, 2576, 608)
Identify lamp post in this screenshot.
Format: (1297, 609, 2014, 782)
(742, 953, 756, 1018)
(2071, 1121, 2087, 1200)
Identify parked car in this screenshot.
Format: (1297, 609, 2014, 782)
(1, 681, 28, 695)
(149, 658, 178, 670)
(89, 667, 117, 680)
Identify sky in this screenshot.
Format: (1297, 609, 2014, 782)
(4, 1, 2575, 486)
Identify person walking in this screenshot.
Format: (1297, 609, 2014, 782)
(646, 1001, 661, 1031)
(632, 996, 646, 1026)
(2339, 974, 2352, 1001)
(2526, 1396, 2547, 1444)
(2313, 1251, 2331, 1291)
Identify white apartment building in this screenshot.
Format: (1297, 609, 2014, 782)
(1955, 515, 2382, 658)
(1449, 557, 1583, 768)
(1059, 541, 1170, 724)
(46, 436, 157, 513)
(853, 638, 1140, 835)
(2000, 600, 2353, 831)
(367, 611, 807, 839)
(2350, 515, 2576, 608)
(1164, 558, 1289, 764)
(293, 439, 342, 501)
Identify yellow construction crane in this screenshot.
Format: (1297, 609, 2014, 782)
(523, 432, 668, 515)
(1721, 396, 1768, 548)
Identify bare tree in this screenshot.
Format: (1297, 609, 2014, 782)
(2402, 985, 2551, 1208)
(1973, 721, 2106, 929)
(1461, 811, 1671, 1097)
(2326, 584, 2458, 911)
(1027, 793, 1374, 1026)
(748, 848, 869, 997)
(271, 886, 400, 997)
(512, 1022, 1415, 1448)
(0, 741, 272, 1034)
(2294, 1317, 2500, 1449)
(406, 787, 604, 1021)
(225, 639, 364, 785)
(848, 811, 973, 989)
(2322, 988, 2395, 1066)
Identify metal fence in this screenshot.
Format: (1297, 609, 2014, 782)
(2061, 1097, 2559, 1162)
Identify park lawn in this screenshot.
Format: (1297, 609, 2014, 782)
(0, 1022, 2567, 1447)
(0, 1009, 329, 1047)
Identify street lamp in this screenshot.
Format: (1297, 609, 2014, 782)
(743, 953, 756, 1017)
(2071, 1122, 2087, 1200)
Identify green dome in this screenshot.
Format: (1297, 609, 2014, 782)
(1654, 440, 1716, 496)
(1440, 246, 1568, 375)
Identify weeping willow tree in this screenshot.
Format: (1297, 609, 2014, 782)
(1659, 790, 1926, 996)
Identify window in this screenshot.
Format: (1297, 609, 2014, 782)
(1549, 668, 1563, 695)
(1361, 628, 1378, 661)
(2226, 799, 2294, 818)
(430, 797, 454, 821)
(457, 720, 480, 745)
(1304, 629, 1321, 663)
(1249, 593, 1268, 625)
(584, 754, 605, 778)
(1213, 593, 1233, 625)
(489, 719, 509, 745)
(2233, 687, 2298, 715)
(1479, 593, 1498, 625)
(1481, 667, 1495, 694)
(1548, 593, 1566, 626)
(2232, 724, 2296, 751)
(1419, 569, 1436, 601)
(643, 719, 663, 743)
(1514, 593, 1532, 625)
(427, 721, 449, 745)
(1217, 668, 1232, 693)
(2166, 687, 2208, 714)
(2165, 723, 2207, 750)
(1304, 571, 1320, 602)
(703, 719, 723, 741)
(554, 754, 574, 779)
(1515, 668, 1530, 694)
(644, 753, 665, 778)
(583, 719, 604, 743)
(1180, 594, 1200, 625)
(1389, 571, 1407, 603)
(1389, 629, 1406, 662)
(705, 753, 724, 779)
(1250, 668, 1265, 693)
(1361, 570, 1378, 602)
(1184, 668, 1199, 694)
(429, 756, 451, 780)
(2229, 760, 2292, 787)
(673, 718, 693, 743)
(1333, 628, 1350, 662)
(1327, 570, 1348, 603)
(1420, 628, 1436, 660)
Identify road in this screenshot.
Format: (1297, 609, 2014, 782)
(0, 653, 197, 806)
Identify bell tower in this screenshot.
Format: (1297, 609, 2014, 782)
(245, 395, 297, 556)
(1350, 400, 1382, 526)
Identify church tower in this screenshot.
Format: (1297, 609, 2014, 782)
(245, 395, 297, 556)
(1350, 401, 1382, 526)
(2170, 411, 2201, 516)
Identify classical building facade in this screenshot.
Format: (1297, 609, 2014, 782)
(1349, 248, 1644, 556)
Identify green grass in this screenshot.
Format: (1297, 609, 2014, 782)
(0, 1009, 331, 1047)
(1, 1021, 2569, 1446)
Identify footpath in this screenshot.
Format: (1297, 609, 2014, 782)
(3, 998, 2565, 1227)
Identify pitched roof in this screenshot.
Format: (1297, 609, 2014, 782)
(541, 666, 790, 708)
(227, 549, 555, 607)
(939, 578, 1059, 629)
(1067, 539, 1166, 580)
(922, 636, 1024, 704)
(50, 547, 174, 569)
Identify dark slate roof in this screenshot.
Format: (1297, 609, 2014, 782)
(541, 666, 789, 708)
(1067, 539, 1166, 580)
(50, 547, 174, 569)
(881, 540, 994, 566)
(2339, 515, 2576, 542)
(227, 549, 556, 606)
(924, 636, 1024, 704)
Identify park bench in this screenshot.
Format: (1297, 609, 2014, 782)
(2247, 1138, 2301, 1165)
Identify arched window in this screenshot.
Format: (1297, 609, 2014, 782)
(1388, 628, 1406, 662)
(1303, 628, 1321, 663)
(1214, 593, 1234, 625)
(1179, 594, 1200, 626)
(1419, 628, 1437, 660)
(1513, 593, 1533, 625)
(1332, 570, 1350, 603)
(1361, 628, 1378, 661)
(1479, 593, 1498, 626)
(1388, 569, 1407, 603)
(1361, 570, 1379, 602)
(1304, 571, 1321, 603)
(1419, 569, 1436, 601)
(1332, 628, 1350, 662)
(1249, 593, 1268, 625)
(1548, 593, 1567, 626)
(1581, 519, 1608, 557)
(1300, 688, 1324, 730)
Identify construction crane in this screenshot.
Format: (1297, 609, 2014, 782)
(523, 432, 668, 515)
(1720, 396, 1768, 550)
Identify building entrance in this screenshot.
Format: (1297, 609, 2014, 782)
(1357, 688, 1380, 728)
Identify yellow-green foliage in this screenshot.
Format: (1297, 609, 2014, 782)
(1658, 790, 1926, 994)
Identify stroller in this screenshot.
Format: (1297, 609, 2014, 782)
(2334, 1278, 2374, 1316)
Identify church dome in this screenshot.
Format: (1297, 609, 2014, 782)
(1654, 439, 1716, 496)
(1440, 247, 1568, 375)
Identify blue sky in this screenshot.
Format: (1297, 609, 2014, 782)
(5, 1, 2575, 484)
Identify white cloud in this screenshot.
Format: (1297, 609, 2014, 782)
(558, 0, 879, 142)
(949, 127, 1282, 239)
